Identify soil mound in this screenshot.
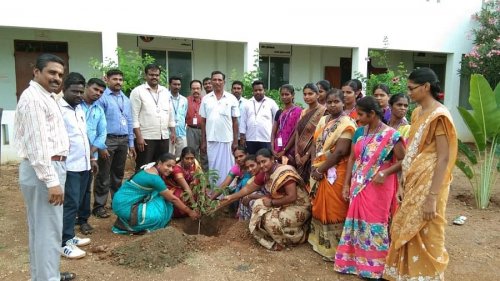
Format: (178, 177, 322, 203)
(110, 227, 196, 271)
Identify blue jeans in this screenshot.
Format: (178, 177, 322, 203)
(62, 170, 90, 246)
(77, 172, 92, 225)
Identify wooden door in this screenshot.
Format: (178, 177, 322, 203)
(14, 41, 69, 101)
(324, 66, 341, 88)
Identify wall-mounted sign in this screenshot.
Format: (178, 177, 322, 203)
(259, 44, 292, 56)
(139, 36, 154, 42)
(137, 36, 193, 51)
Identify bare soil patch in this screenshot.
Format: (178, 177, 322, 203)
(0, 161, 499, 281)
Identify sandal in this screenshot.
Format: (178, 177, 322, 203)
(93, 207, 110, 219)
(79, 223, 94, 235)
(60, 271, 76, 281)
(453, 215, 467, 225)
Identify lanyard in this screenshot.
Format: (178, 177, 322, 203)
(191, 98, 201, 116)
(172, 96, 179, 116)
(278, 106, 295, 131)
(360, 122, 383, 159)
(253, 98, 265, 117)
(149, 89, 159, 107)
(321, 113, 345, 141)
(111, 94, 124, 113)
(83, 103, 95, 121)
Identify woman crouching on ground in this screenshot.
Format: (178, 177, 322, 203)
(112, 153, 200, 234)
(220, 148, 311, 250)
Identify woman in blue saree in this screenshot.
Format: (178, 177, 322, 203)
(112, 153, 200, 234)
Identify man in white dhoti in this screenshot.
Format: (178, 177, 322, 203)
(200, 71, 240, 186)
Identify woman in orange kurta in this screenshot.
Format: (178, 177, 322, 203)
(384, 68, 458, 281)
(308, 89, 356, 260)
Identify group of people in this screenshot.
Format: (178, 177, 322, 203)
(14, 52, 457, 281)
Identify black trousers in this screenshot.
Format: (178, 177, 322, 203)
(134, 139, 170, 171)
(93, 136, 128, 210)
(245, 141, 271, 155)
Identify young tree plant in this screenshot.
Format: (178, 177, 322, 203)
(182, 170, 229, 234)
(456, 74, 500, 209)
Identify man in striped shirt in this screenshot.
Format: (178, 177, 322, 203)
(14, 53, 75, 281)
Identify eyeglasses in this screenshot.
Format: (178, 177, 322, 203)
(407, 84, 423, 92)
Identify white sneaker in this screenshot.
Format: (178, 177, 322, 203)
(66, 236, 91, 247)
(61, 244, 86, 259)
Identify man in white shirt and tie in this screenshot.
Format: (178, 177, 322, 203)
(239, 80, 279, 155)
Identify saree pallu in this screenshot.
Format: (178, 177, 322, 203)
(249, 165, 311, 250)
(334, 127, 400, 279)
(398, 124, 411, 145)
(384, 106, 457, 281)
(308, 115, 356, 258)
(295, 106, 326, 181)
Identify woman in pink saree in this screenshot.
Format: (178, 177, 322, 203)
(334, 96, 405, 279)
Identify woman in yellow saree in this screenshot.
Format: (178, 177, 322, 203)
(384, 68, 458, 281)
(309, 89, 356, 260)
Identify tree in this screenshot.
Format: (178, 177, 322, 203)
(460, 0, 500, 88)
(89, 47, 167, 96)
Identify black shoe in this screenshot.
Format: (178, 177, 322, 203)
(93, 207, 110, 218)
(79, 222, 94, 235)
(60, 271, 76, 281)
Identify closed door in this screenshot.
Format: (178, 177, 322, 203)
(14, 40, 69, 101)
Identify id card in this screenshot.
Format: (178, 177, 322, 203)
(356, 174, 363, 184)
(120, 117, 127, 126)
(327, 167, 337, 185)
(277, 137, 283, 147)
(193, 117, 198, 125)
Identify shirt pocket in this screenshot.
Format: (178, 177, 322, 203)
(219, 102, 231, 117)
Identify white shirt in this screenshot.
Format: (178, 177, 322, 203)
(200, 91, 240, 142)
(240, 97, 278, 142)
(59, 99, 91, 172)
(130, 83, 176, 140)
(14, 80, 70, 188)
(237, 96, 248, 125)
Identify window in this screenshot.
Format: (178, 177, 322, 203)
(459, 74, 472, 109)
(259, 56, 290, 90)
(142, 50, 192, 96)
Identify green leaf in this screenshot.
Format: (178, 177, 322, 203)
(457, 106, 486, 151)
(495, 82, 500, 111)
(469, 74, 500, 139)
(457, 139, 478, 164)
(455, 160, 474, 179)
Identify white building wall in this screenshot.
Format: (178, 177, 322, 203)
(0, 0, 483, 162)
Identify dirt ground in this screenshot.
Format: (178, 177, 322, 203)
(0, 161, 499, 281)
